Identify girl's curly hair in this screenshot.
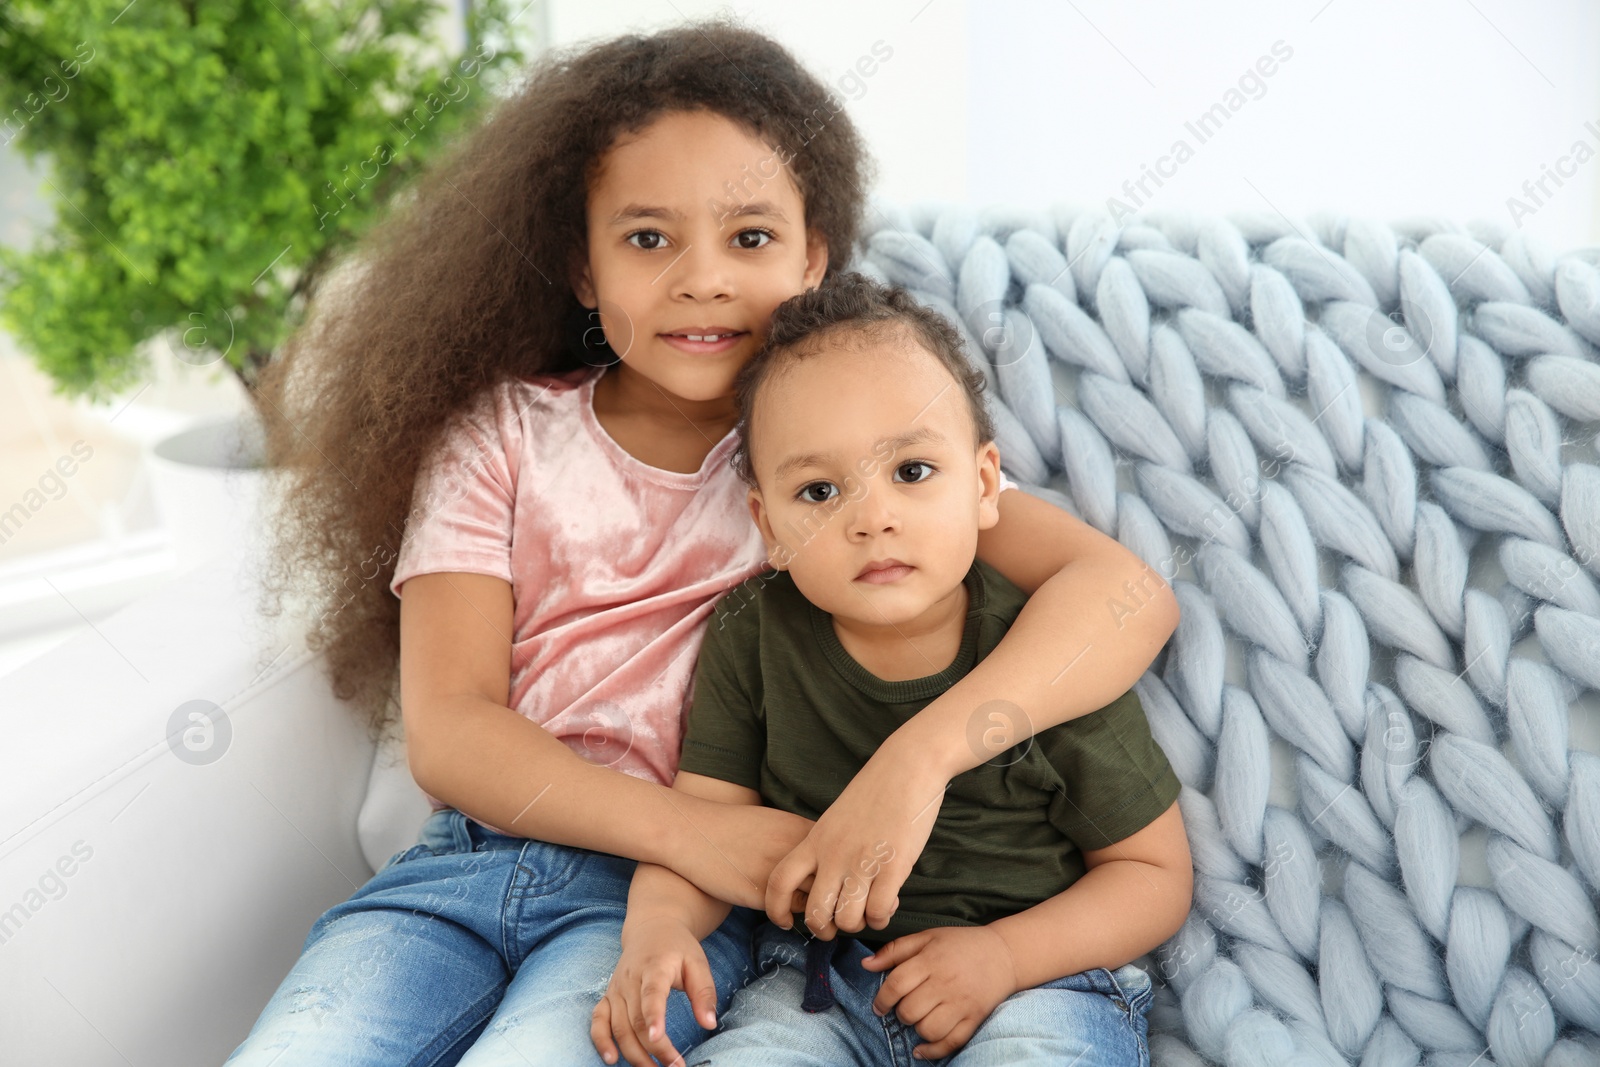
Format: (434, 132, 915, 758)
(254, 15, 876, 744)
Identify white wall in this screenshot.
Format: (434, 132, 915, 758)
(545, 0, 972, 206)
(549, 0, 1600, 251)
(967, 0, 1600, 249)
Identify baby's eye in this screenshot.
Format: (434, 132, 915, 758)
(735, 228, 775, 250)
(626, 229, 667, 250)
(797, 481, 837, 504)
(896, 461, 936, 483)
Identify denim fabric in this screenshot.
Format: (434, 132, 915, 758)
(689, 921, 1153, 1067)
(224, 808, 761, 1066)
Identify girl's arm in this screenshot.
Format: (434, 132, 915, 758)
(618, 774, 769, 942)
(859, 802, 1194, 1060)
(766, 488, 1180, 937)
(399, 571, 812, 907)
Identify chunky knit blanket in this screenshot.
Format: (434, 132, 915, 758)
(852, 201, 1600, 1066)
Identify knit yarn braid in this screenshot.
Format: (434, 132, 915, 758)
(852, 201, 1600, 1066)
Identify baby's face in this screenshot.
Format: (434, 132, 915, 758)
(746, 329, 1003, 630)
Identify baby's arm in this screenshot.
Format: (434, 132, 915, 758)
(860, 800, 1194, 1060)
(593, 771, 805, 1067)
(771, 487, 1181, 936)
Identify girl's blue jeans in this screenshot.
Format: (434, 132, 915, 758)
(693, 921, 1155, 1066)
(223, 807, 762, 1066)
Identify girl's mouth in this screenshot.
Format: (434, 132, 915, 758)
(660, 330, 747, 354)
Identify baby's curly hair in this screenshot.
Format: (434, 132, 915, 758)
(730, 271, 997, 489)
(254, 16, 875, 743)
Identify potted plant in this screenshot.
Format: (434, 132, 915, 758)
(0, 0, 526, 568)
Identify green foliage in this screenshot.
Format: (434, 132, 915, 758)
(0, 0, 526, 401)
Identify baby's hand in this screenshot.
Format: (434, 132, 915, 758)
(590, 916, 718, 1067)
(860, 925, 1019, 1060)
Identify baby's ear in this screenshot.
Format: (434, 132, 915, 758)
(976, 441, 1003, 529)
(747, 488, 787, 570)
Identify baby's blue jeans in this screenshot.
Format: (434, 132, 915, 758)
(223, 807, 762, 1065)
(691, 921, 1154, 1066)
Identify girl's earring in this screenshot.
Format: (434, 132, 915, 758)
(580, 310, 622, 368)
(572, 307, 620, 369)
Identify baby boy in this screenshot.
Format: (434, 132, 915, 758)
(593, 271, 1191, 1067)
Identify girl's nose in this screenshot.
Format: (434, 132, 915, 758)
(668, 234, 734, 301)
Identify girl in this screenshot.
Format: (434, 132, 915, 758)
(230, 15, 1178, 1067)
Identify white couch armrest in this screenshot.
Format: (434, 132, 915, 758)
(0, 551, 380, 1066)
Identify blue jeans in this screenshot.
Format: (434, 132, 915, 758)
(224, 808, 762, 1065)
(691, 922, 1154, 1066)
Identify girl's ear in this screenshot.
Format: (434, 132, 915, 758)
(803, 228, 829, 289)
(570, 252, 596, 308)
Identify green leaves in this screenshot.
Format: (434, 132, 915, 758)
(0, 0, 524, 399)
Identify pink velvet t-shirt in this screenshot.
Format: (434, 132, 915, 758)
(389, 363, 1019, 834)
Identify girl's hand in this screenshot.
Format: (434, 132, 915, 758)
(860, 925, 1020, 1060)
(590, 916, 718, 1067)
(764, 740, 944, 937)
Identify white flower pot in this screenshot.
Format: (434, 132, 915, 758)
(145, 412, 268, 575)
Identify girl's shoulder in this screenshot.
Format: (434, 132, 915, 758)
(512, 365, 595, 393)
(470, 367, 601, 463)
(494, 365, 601, 453)
(477, 365, 598, 423)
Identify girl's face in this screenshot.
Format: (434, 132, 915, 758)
(572, 108, 829, 410)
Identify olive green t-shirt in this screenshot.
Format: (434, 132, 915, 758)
(678, 556, 1182, 947)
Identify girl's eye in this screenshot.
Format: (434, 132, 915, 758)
(735, 227, 776, 250)
(896, 461, 935, 483)
(797, 481, 838, 504)
(628, 228, 773, 251)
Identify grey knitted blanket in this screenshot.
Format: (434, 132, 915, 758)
(853, 201, 1600, 1066)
